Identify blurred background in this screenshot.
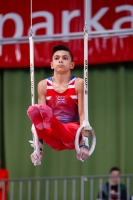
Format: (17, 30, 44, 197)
(0, 0, 133, 199)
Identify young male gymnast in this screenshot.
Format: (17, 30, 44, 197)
(27, 44, 90, 164)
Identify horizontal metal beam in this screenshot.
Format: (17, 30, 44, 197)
(0, 28, 133, 45)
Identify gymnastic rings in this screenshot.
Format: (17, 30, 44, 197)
(75, 120, 96, 161)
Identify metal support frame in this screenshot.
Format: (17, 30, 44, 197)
(0, 28, 133, 45)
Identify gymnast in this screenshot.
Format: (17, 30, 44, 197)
(27, 44, 90, 164)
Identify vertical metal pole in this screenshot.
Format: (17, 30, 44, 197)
(63, 180, 67, 200)
(109, 177, 111, 200)
(90, 178, 94, 200)
(54, 180, 58, 200)
(28, 181, 31, 200)
(99, 178, 103, 200)
(118, 177, 120, 200)
(80, 177, 84, 200)
(126, 177, 130, 200)
(36, 180, 40, 200)
(45, 180, 49, 200)
(2, 181, 5, 200)
(10, 181, 14, 200)
(19, 181, 23, 200)
(72, 179, 76, 200)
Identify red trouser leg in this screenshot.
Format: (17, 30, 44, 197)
(37, 115, 80, 150)
(27, 104, 80, 151)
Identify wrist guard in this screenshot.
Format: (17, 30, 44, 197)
(79, 136, 89, 150)
(39, 142, 43, 151)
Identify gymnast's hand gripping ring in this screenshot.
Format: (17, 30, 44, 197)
(75, 120, 96, 161)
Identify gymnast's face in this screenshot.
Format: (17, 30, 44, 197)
(51, 50, 74, 73)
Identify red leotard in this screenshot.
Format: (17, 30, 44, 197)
(28, 76, 80, 151)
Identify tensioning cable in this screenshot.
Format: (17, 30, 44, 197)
(29, 0, 40, 165)
(75, 0, 96, 161)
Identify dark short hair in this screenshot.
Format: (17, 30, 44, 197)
(110, 167, 120, 173)
(52, 45, 73, 61)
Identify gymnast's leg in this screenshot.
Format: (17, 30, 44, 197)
(27, 104, 80, 150)
(38, 104, 80, 149)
